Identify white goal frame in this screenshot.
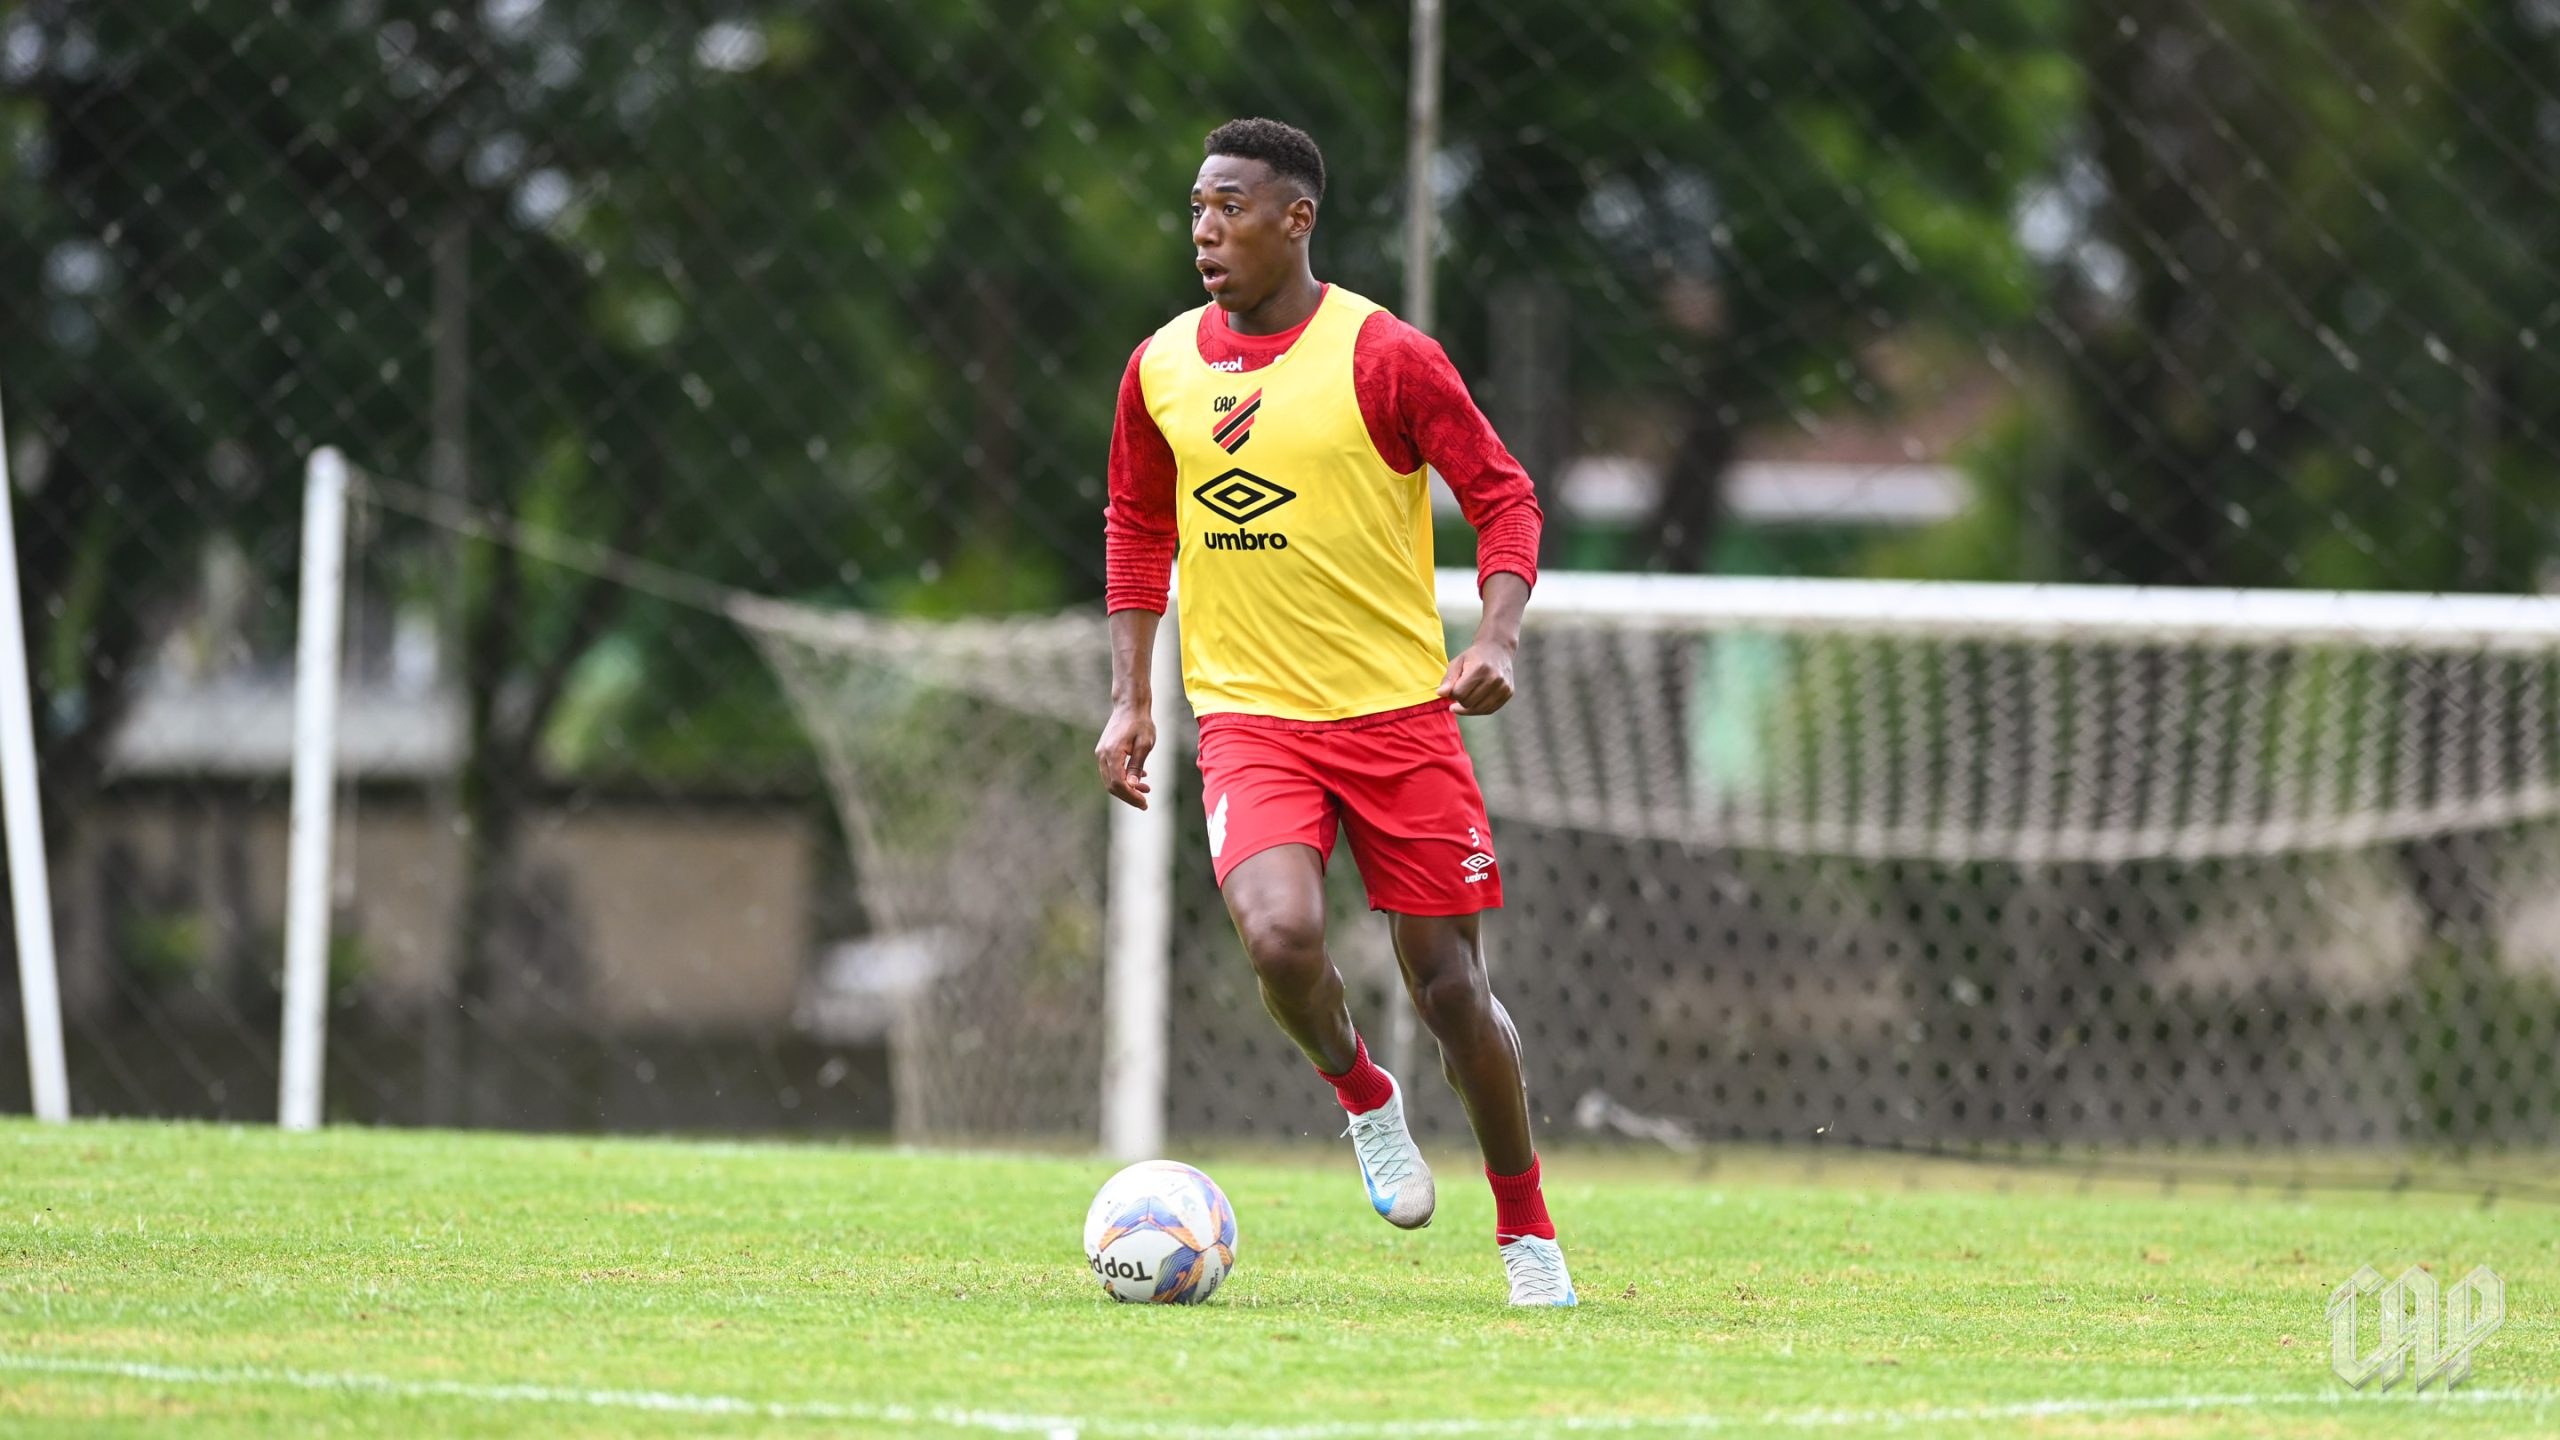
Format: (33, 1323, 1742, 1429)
(1088, 567, 2560, 1155)
(0, 386, 69, 1122)
(278, 449, 350, 1131)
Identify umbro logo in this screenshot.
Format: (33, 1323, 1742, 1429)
(1211, 389, 1263, 453)
(1462, 852, 1494, 883)
(1193, 467, 1296, 525)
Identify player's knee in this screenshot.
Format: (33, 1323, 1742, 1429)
(1409, 963, 1490, 1037)
(1237, 907, 1328, 990)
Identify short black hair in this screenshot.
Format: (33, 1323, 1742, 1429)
(1204, 117, 1326, 204)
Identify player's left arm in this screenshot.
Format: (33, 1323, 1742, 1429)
(1358, 315, 1544, 716)
(1443, 571, 1528, 716)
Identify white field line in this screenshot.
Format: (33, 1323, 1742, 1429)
(0, 1352, 2547, 1437)
(0, 1354, 1082, 1436)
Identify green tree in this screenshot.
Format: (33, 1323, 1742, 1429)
(1427, 0, 2072, 572)
(2053, 0, 2557, 591)
(0, 2, 398, 859)
(1, 0, 1286, 1106)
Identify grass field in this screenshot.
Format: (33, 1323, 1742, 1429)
(0, 1121, 2548, 1437)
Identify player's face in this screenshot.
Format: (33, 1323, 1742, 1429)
(1190, 156, 1303, 311)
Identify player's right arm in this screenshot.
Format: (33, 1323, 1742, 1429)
(1098, 338, 1177, 810)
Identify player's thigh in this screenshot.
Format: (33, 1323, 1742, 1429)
(1195, 723, 1338, 893)
(1218, 843, 1332, 964)
(1327, 708, 1503, 916)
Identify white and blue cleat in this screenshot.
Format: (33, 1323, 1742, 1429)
(1341, 1071, 1435, 1229)
(1499, 1233, 1578, 1306)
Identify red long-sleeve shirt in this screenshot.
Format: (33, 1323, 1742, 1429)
(1103, 290, 1543, 615)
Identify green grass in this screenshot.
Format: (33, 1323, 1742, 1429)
(0, 1122, 2549, 1437)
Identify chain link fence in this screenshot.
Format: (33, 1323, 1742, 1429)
(3, 1, 2558, 1182)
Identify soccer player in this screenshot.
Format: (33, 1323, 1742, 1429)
(1095, 117, 1572, 1306)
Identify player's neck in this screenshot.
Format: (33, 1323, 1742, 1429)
(1223, 269, 1324, 337)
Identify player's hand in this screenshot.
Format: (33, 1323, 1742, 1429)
(1095, 701, 1156, 809)
(1438, 640, 1517, 717)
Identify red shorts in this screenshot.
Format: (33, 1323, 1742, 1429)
(1194, 699, 1502, 915)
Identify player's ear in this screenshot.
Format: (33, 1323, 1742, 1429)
(1287, 194, 1316, 240)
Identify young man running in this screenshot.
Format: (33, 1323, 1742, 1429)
(1094, 117, 1572, 1306)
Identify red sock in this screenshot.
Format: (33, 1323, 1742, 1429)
(1315, 1033, 1395, 1115)
(1487, 1156, 1556, 1242)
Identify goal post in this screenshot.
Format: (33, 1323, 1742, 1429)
(0, 386, 69, 1123)
(749, 569, 2560, 1159)
(278, 447, 351, 1132)
(1099, 604, 1182, 1161)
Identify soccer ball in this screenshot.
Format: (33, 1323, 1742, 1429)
(1082, 1160, 1238, 1304)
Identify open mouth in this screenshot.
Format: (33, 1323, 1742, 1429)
(1196, 257, 1229, 290)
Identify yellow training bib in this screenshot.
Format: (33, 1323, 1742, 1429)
(1138, 288, 1447, 722)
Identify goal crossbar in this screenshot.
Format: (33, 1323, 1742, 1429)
(1446, 570, 2560, 649)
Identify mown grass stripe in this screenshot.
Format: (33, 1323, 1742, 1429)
(2, 1352, 2543, 1437)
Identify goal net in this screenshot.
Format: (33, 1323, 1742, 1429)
(734, 597, 1117, 1143)
(739, 573, 2560, 1164)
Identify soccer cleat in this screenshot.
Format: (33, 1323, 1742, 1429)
(1499, 1234, 1577, 1306)
(1340, 1071, 1435, 1229)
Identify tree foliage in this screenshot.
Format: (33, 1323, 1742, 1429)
(2, 0, 2553, 814)
(2049, 0, 2560, 591)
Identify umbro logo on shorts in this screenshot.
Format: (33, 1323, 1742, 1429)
(1462, 852, 1495, 882)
